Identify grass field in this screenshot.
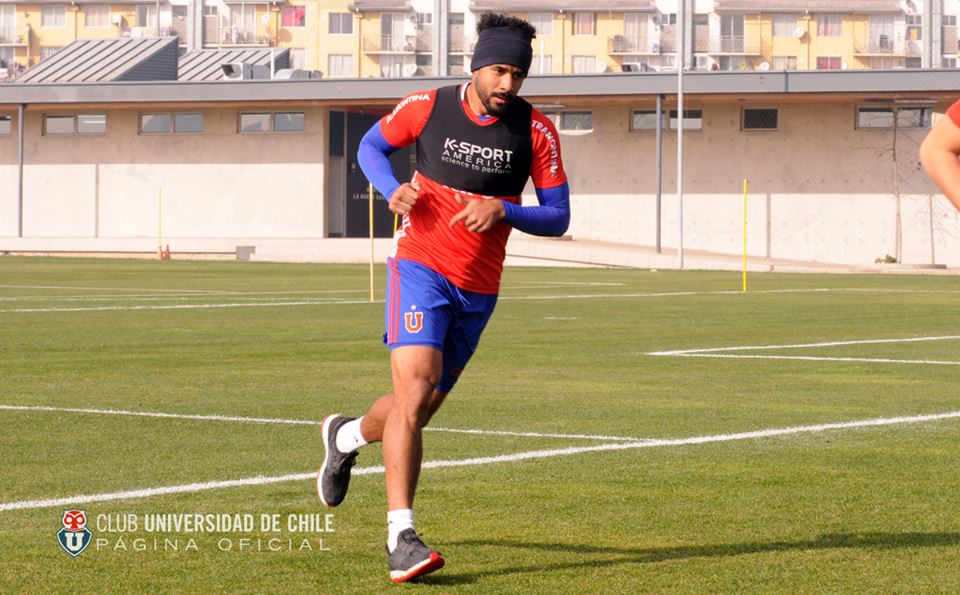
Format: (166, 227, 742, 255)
(2, 256, 960, 593)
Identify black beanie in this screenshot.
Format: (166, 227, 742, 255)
(470, 26, 533, 73)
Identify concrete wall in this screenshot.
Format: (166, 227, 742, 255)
(547, 101, 957, 266)
(0, 105, 327, 250)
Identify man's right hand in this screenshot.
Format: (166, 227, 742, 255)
(388, 179, 421, 215)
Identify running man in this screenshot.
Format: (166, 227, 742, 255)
(920, 99, 960, 211)
(316, 12, 570, 583)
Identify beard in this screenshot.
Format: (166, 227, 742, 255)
(476, 84, 515, 115)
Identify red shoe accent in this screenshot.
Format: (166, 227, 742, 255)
(390, 552, 445, 583)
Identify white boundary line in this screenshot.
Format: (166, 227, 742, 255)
(648, 335, 960, 366)
(0, 287, 946, 314)
(0, 405, 642, 442)
(2, 409, 957, 512)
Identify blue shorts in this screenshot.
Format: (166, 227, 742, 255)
(384, 258, 498, 393)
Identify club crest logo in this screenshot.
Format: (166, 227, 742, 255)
(404, 310, 423, 334)
(57, 509, 93, 557)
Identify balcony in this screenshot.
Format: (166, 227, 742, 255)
(0, 26, 29, 46)
(854, 36, 904, 56)
(608, 35, 659, 55)
(219, 27, 268, 46)
(709, 35, 764, 55)
(363, 34, 416, 53)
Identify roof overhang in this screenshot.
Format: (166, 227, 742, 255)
(2, 70, 958, 110)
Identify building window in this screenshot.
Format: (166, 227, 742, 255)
(857, 106, 931, 129)
(136, 5, 157, 28)
(571, 55, 596, 74)
(907, 14, 922, 41)
(415, 53, 432, 76)
(559, 111, 592, 131)
(718, 56, 748, 71)
(44, 113, 106, 135)
(944, 57, 957, 69)
(289, 48, 306, 69)
(44, 114, 74, 135)
(274, 112, 305, 132)
(817, 14, 842, 37)
(140, 113, 171, 134)
(329, 12, 352, 35)
(742, 108, 778, 130)
(380, 54, 416, 77)
(448, 56, 464, 76)
(529, 55, 552, 75)
(771, 56, 798, 70)
(239, 112, 305, 133)
(85, 5, 110, 28)
(42, 5, 66, 27)
(573, 12, 594, 36)
(772, 14, 798, 37)
(328, 54, 352, 77)
(239, 113, 271, 133)
(77, 114, 106, 134)
(141, 113, 204, 134)
(630, 109, 659, 131)
(816, 56, 842, 70)
(668, 109, 702, 130)
(175, 113, 203, 133)
(527, 12, 552, 36)
(0, 115, 11, 135)
(869, 56, 900, 69)
(281, 6, 305, 28)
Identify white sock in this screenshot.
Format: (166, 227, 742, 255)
(387, 508, 415, 552)
(335, 416, 368, 453)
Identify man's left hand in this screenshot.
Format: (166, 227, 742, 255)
(448, 196, 505, 233)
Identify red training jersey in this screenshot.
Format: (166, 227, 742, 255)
(947, 99, 960, 127)
(379, 84, 567, 294)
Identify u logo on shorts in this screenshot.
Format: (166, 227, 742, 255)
(404, 311, 424, 334)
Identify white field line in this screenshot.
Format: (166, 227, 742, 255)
(2, 409, 958, 513)
(0, 282, 623, 302)
(0, 405, 642, 442)
(0, 287, 938, 314)
(649, 335, 960, 366)
(0, 289, 371, 302)
(0, 300, 374, 313)
(658, 354, 960, 366)
(0, 284, 224, 293)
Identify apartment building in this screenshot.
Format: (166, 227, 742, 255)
(3, 0, 960, 80)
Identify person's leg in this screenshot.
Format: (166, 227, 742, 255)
(381, 344, 440, 510)
(357, 388, 448, 443)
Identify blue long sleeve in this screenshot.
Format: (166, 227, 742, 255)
(501, 182, 570, 237)
(357, 122, 401, 200)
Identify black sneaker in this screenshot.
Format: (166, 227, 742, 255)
(316, 414, 358, 508)
(387, 529, 445, 583)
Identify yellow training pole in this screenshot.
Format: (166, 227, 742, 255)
(157, 188, 163, 261)
(369, 184, 375, 302)
(742, 178, 748, 292)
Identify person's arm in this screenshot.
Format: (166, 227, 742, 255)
(501, 182, 570, 237)
(920, 113, 960, 212)
(357, 123, 403, 201)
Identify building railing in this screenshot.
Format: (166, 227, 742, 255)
(709, 35, 764, 55)
(609, 35, 655, 54)
(853, 36, 904, 55)
(363, 34, 416, 53)
(0, 26, 28, 45)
